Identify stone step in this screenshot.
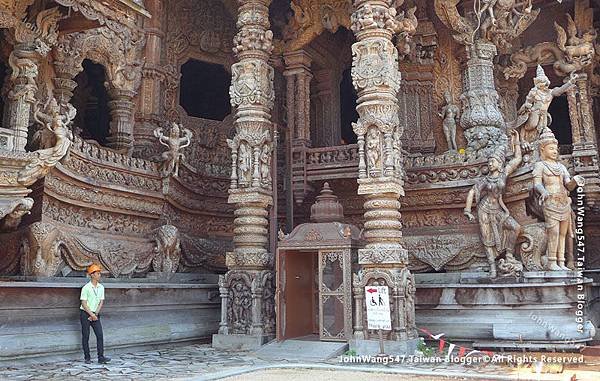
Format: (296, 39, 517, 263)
(255, 337, 348, 361)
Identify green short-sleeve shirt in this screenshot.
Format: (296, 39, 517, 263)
(80, 282, 105, 313)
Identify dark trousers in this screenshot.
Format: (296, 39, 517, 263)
(79, 309, 104, 360)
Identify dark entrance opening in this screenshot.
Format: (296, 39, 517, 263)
(339, 68, 358, 145)
(547, 95, 573, 153)
(179, 59, 231, 121)
(72, 59, 111, 145)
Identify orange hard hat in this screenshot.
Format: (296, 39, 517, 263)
(87, 264, 102, 275)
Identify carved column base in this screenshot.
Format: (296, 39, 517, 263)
(358, 246, 408, 267)
(351, 267, 418, 355)
(213, 269, 275, 350)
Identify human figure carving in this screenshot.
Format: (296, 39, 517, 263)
(230, 282, 251, 332)
(464, 130, 522, 277)
(366, 129, 380, 175)
(514, 65, 577, 144)
(154, 122, 192, 178)
(533, 128, 585, 271)
(439, 90, 460, 151)
(18, 98, 75, 186)
(237, 143, 252, 186)
(479, 0, 533, 48)
(259, 143, 271, 187)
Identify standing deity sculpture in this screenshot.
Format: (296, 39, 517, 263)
(237, 142, 253, 186)
(154, 123, 192, 178)
(17, 98, 75, 186)
(514, 65, 577, 144)
(365, 129, 381, 176)
(479, 0, 534, 50)
(229, 281, 252, 333)
(532, 128, 585, 271)
(259, 143, 272, 187)
(438, 90, 460, 152)
(464, 129, 523, 277)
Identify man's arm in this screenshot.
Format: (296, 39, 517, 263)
(81, 300, 97, 320)
(95, 287, 105, 316)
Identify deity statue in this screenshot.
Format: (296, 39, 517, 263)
(237, 142, 252, 186)
(532, 128, 585, 271)
(480, 0, 534, 48)
(18, 97, 75, 186)
(366, 129, 380, 175)
(259, 143, 271, 187)
(439, 90, 460, 152)
(230, 281, 252, 333)
(514, 65, 577, 144)
(434, 0, 539, 49)
(464, 129, 522, 278)
(154, 122, 192, 178)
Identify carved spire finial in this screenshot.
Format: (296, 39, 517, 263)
(310, 182, 344, 223)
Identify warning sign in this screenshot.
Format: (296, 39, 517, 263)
(364, 286, 391, 330)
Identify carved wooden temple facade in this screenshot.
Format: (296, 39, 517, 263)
(1, 0, 599, 358)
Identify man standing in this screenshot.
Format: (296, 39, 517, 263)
(80, 264, 111, 364)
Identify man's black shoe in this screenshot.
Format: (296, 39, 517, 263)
(84, 359, 92, 364)
(98, 357, 111, 364)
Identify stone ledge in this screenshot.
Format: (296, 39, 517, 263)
(350, 338, 419, 356)
(212, 334, 273, 351)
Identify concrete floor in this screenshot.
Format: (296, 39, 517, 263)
(1, 343, 599, 381)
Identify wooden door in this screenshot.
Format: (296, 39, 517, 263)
(279, 251, 316, 339)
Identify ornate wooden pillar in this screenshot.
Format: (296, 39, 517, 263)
(460, 42, 508, 158)
(349, 0, 418, 354)
(569, 73, 600, 207)
(107, 88, 136, 152)
(53, 61, 80, 114)
(314, 69, 342, 147)
(283, 50, 312, 204)
(213, 0, 276, 350)
(5, 47, 38, 152)
(138, 0, 164, 121)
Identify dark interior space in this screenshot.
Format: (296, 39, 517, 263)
(339, 68, 358, 144)
(547, 95, 573, 152)
(72, 59, 111, 145)
(179, 59, 231, 121)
